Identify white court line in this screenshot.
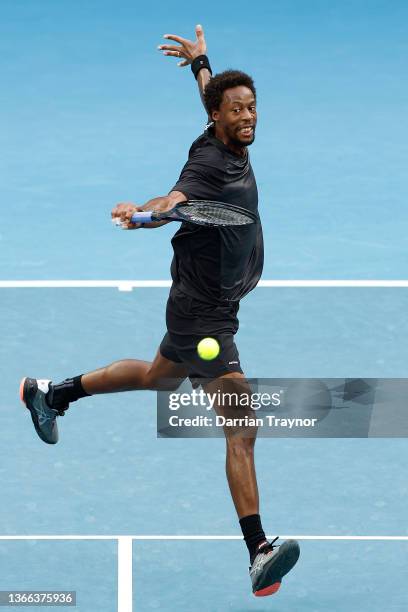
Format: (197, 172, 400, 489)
(0, 534, 406, 540)
(118, 537, 132, 612)
(1, 279, 408, 290)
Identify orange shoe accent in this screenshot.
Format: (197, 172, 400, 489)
(254, 581, 281, 597)
(19, 378, 26, 404)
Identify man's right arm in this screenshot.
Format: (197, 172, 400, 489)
(111, 190, 187, 229)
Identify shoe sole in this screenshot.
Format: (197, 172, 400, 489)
(20, 377, 56, 445)
(255, 581, 281, 596)
(19, 377, 26, 404)
(253, 540, 300, 597)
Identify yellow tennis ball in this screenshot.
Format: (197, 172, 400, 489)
(197, 337, 220, 361)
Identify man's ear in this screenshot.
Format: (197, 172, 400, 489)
(212, 110, 219, 122)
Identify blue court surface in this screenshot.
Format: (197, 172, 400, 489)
(1, 1, 407, 610)
(0, 540, 117, 611)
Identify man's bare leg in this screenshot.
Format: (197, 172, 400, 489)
(81, 350, 188, 394)
(203, 372, 259, 517)
(203, 372, 300, 595)
(202, 373, 268, 563)
(43, 350, 188, 417)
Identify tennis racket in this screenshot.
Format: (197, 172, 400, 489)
(113, 200, 256, 228)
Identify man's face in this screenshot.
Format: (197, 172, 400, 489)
(212, 86, 257, 148)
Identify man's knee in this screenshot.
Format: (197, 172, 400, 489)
(144, 371, 182, 391)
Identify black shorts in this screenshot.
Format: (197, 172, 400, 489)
(159, 286, 243, 381)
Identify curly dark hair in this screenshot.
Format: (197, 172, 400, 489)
(203, 70, 256, 116)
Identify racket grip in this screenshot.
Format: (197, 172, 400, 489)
(130, 211, 154, 223)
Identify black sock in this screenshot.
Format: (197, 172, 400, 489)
(239, 514, 268, 564)
(47, 375, 90, 411)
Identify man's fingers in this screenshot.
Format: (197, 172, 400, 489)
(112, 202, 135, 216)
(163, 50, 186, 58)
(112, 203, 143, 229)
(158, 44, 183, 52)
(195, 24, 204, 39)
(178, 60, 190, 67)
(163, 33, 189, 45)
(124, 210, 137, 221)
(122, 223, 141, 230)
(194, 24, 206, 54)
(111, 208, 126, 218)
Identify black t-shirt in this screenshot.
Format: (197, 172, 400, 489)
(170, 128, 264, 304)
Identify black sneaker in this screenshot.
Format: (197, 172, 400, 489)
(20, 377, 65, 444)
(249, 537, 300, 597)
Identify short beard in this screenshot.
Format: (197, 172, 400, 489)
(228, 128, 256, 148)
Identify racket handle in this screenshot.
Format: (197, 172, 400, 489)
(130, 211, 154, 223)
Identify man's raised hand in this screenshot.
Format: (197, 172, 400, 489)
(158, 24, 207, 68)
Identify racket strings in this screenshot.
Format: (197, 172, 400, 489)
(179, 202, 255, 226)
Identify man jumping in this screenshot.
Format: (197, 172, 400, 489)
(20, 24, 300, 597)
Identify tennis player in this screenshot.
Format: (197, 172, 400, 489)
(20, 25, 299, 596)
